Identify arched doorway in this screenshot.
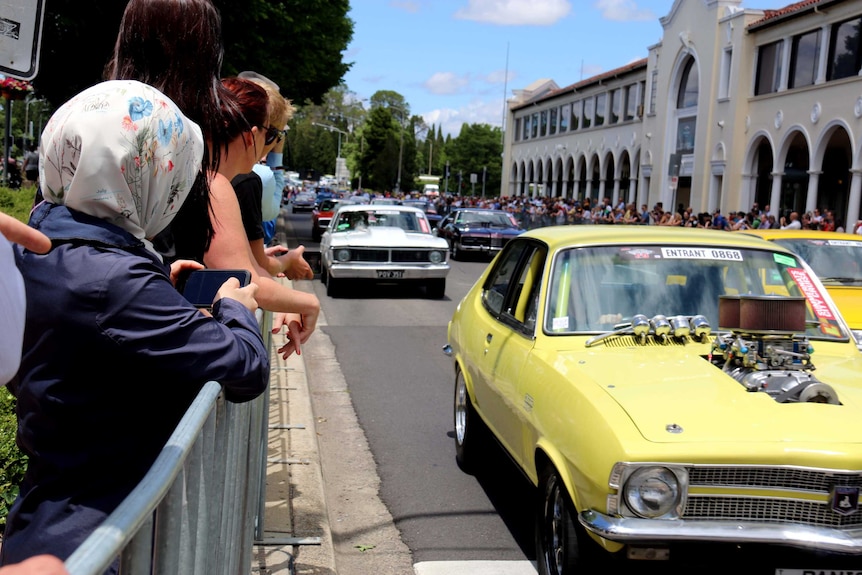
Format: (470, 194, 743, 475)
(577, 156, 587, 202)
(819, 128, 852, 224)
(590, 154, 601, 202)
(604, 152, 616, 205)
(752, 137, 773, 210)
(781, 132, 810, 217)
(564, 156, 575, 198)
(672, 55, 698, 212)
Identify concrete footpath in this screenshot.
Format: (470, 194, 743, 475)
(250, 277, 415, 575)
(250, 289, 338, 575)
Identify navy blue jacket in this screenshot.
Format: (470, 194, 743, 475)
(1, 202, 269, 565)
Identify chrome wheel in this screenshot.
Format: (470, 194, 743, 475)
(454, 368, 482, 472)
(536, 468, 582, 575)
(455, 371, 467, 446)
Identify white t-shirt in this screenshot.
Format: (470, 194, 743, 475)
(0, 233, 26, 384)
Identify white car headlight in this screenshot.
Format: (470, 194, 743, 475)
(429, 250, 444, 264)
(623, 466, 682, 518)
(335, 249, 351, 262)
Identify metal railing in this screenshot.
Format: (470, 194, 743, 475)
(63, 312, 273, 575)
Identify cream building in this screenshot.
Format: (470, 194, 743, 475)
(502, 0, 862, 228)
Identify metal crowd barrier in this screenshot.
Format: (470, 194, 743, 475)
(64, 311, 273, 575)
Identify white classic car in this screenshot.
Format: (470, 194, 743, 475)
(320, 204, 450, 298)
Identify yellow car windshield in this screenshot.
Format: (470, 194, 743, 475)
(546, 245, 847, 340)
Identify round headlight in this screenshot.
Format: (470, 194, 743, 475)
(335, 249, 351, 262)
(429, 250, 444, 264)
(623, 467, 681, 518)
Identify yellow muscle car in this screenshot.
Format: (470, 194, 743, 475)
(741, 229, 862, 343)
(445, 226, 862, 573)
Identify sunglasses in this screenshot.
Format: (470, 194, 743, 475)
(261, 125, 286, 146)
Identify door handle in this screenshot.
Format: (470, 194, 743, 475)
(486, 333, 493, 344)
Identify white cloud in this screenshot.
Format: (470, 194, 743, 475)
(390, 0, 421, 13)
(483, 69, 517, 84)
(423, 98, 505, 137)
(594, 0, 654, 22)
(454, 0, 571, 26)
(423, 72, 471, 95)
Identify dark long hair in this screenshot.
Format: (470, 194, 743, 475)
(106, 0, 229, 257)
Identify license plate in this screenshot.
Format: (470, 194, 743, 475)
(776, 570, 862, 574)
(376, 270, 404, 279)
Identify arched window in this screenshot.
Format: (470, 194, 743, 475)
(677, 58, 698, 109)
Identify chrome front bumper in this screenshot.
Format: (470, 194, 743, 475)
(328, 263, 449, 280)
(580, 510, 862, 554)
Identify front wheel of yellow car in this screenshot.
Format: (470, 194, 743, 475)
(536, 467, 597, 575)
(454, 368, 484, 473)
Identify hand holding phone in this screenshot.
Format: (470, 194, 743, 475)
(215, 277, 259, 312)
(180, 269, 253, 309)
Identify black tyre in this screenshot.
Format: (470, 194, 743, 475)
(320, 265, 328, 285)
(452, 240, 465, 260)
(535, 466, 597, 575)
(326, 275, 340, 297)
(454, 368, 484, 473)
(426, 278, 446, 299)
(312, 228, 321, 242)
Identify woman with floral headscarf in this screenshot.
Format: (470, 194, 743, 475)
(0, 80, 269, 567)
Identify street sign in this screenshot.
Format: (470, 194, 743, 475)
(0, 0, 45, 80)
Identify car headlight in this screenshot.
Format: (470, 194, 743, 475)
(429, 250, 444, 264)
(335, 249, 351, 262)
(623, 466, 682, 518)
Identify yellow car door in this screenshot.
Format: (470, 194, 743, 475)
(475, 244, 545, 466)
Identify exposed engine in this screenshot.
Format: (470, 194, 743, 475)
(710, 295, 840, 405)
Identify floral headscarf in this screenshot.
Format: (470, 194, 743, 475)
(40, 80, 204, 256)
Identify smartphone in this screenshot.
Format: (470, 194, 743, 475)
(180, 269, 251, 308)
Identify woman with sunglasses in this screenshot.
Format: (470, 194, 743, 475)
(229, 75, 313, 281)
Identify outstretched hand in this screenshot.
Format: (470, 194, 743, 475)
(276, 245, 313, 280)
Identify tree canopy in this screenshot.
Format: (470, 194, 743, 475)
(32, 0, 354, 108)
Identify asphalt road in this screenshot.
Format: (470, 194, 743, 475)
(281, 208, 537, 572)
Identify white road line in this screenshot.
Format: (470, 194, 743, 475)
(414, 560, 537, 575)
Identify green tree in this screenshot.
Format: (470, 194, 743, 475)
(447, 123, 503, 196)
(32, 1, 354, 108)
(358, 106, 400, 192)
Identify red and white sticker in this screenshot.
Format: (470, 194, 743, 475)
(787, 268, 834, 321)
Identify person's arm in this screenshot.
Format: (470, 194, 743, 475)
(102, 257, 269, 403)
(0, 555, 68, 575)
(205, 173, 319, 348)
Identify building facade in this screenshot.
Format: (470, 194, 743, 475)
(502, 0, 862, 227)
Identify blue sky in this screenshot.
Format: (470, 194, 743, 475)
(342, 0, 794, 136)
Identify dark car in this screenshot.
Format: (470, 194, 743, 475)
(437, 208, 525, 260)
(291, 191, 317, 213)
(403, 198, 443, 228)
